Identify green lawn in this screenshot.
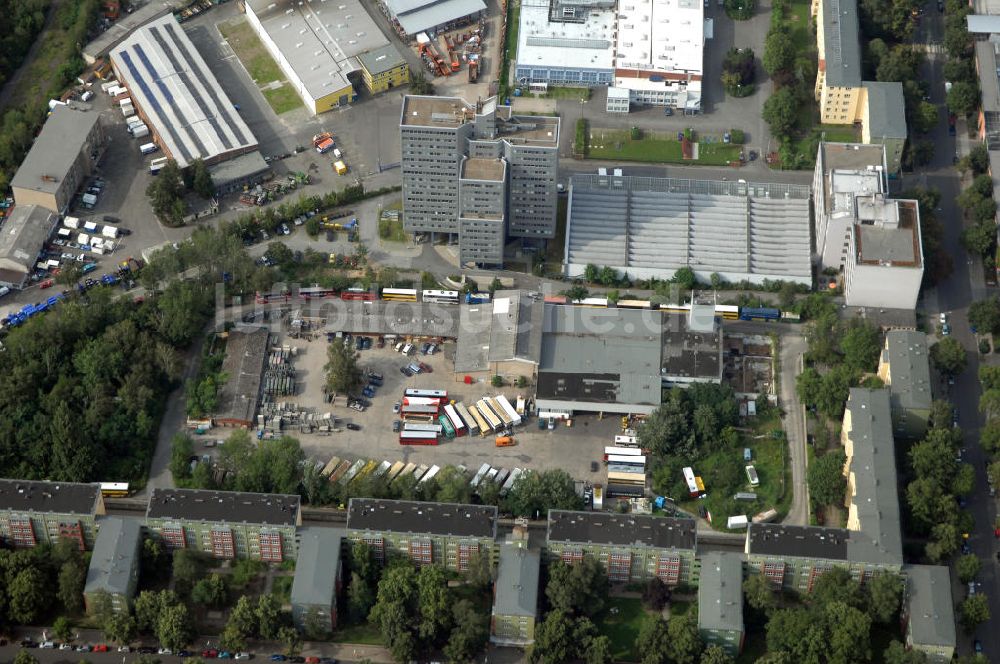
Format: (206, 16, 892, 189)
(597, 597, 648, 662)
(219, 20, 302, 114)
(499, 1, 520, 99)
(588, 129, 743, 165)
(262, 85, 304, 115)
(787, 0, 814, 50)
(813, 124, 860, 142)
(332, 622, 384, 645)
(679, 415, 791, 532)
(542, 86, 591, 100)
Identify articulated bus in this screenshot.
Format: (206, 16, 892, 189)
(299, 285, 339, 300)
(381, 288, 418, 302)
(422, 289, 459, 304)
(443, 404, 466, 436)
(99, 482, 130, 497)
(404, 389, 448, 400)
(455, 402, 480, 437)
(468, 404, 491, 435)
(341, 287, 375, 301)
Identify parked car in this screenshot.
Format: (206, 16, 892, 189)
(427, 343, 437, 354)
(421, 342, 431, 354)
(179, 650, 194, 657)
(234, 654, 252, 660)
(290, 657, 305, 663)
(270, 657, 287, 662)
(202, 649, 219, 658)
(40, 642, 55, 649)
(369, 372, 383, 381)
(346, 423, 361, 431)
(59, 643, 74, 651)
(393, 401, 401, 413)
(306, 657, 321, 664)
(418, 361, 432, 373)
(590, 461, 599, 472)
(392, 420, 401, 432)
(93, 644, 109, 652)
(400, 366, 414, 377)
(159, 648, 173, 655)
(137, 646, 157, 654)
(362, 387, 375, 398)
(219, 652, 233, 659)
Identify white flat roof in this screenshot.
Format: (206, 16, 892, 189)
(616, 0, 703, 74)
(517, 0, 615, 72)
(246, 0, 390, 102)
(111, 15, 257, 168)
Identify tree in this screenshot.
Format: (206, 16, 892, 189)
(156, 603, 193, 651)
(808, 449, 847, 507)
(641, 577, 671, 611)
(58, 559, 86, 614)
(505, 469, 582, 518)
(171, 550, 201, 591)
(409, 72, 434, 95)
(840, 321, 880, 373)
(665, 612, 703, 664)
(146, 160, 187, 226)
(743, 574, 777, 614)
(584, 264, 599, 283)
(223, 595, 258, 647)
(545, 557, 608, 618)
(347, 571, 375, 623)
(636, 616, 672, 664)
(825, 601, 872, 664)
(810, 568, 866, 610)
(867, 571, 902, 623)
(930, 337, 967, 375)
(417, 564, 452, 644)
(14, 651, 39, 664)
(912, 101, 939, 134)
(9, 566, 50, 624)
(672, 267, 697, 291)
(169, 433, 195, 482)
(962, 222, 995, 256)
(324, 338, 361, 396)
(531, 611, 576, 664)
(766, 608, 828, 663)
(52, 615, 74, 641)
(960, 593, 991, 631)
(191, 574, 228, 608)
(701, 646, 734, 664)
(256, 594, 282, 640)
(265, 241, 294, 268)
(762, 87, 798, 137)
(958, 554, 981, 584)
(969, 297, 1000, 334)
(562, 285, 589, 301)
(279, 626, 300, 656)
(948, 81, 981, 117)
(981, 388, 1000, 420)
(883, 640, 929, 664)
(186, 159, 215, 199)
(103, 611, 137, 646)
(763, 31, 795, 75)
(585, 635, 613, 664)
(443, 599, 488, 663)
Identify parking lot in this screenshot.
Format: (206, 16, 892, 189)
(259, 332, 621, 484)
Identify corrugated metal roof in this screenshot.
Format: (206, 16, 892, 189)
(389, 0, 486, 34)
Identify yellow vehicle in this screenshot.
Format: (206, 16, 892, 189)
(334, 160, 347, 175)
(495, 436, 516, 447)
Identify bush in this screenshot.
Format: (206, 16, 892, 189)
(730, 129, 745, 144)
(630, 126, 642, 140)
(491, 375, 504, 388)
(725, 0, 757, 20)
(574, 119, 589, 156)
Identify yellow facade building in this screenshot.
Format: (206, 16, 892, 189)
(359, 45, 410, 95)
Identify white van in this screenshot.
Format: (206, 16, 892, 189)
(402, 343, 413, 355)
(140, 142, 158, 155)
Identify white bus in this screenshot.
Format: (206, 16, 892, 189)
(470, 463, 492, 488)
(418, 465, 441, 484)
(604, 447, 642, 458)
(500, 468, 522, 496)
(403, 422, 443, 434)
(607, 454, 646, 466)
(614, 435, 639, 447)
(494, 395, 522, 426)
(404, 388, 448, 399)
(422, 289, 459, 304)
(443, 404, 466, 436)
(683, 467, 700, 496)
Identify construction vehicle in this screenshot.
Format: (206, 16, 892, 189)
(312, 132, 335, 153)
(419, 41, 449, 77)
(334, 160, 347, 175)
(495, 436, 516, 447)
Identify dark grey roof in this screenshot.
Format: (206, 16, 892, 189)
(0, 479, 101, 516)
(85, 516, 141, 596)
(494, 542, 540, 618)
(357, 44, 407, 76)
(547, 510, 696, 550)
(347, 499, 497, 538)
(821, 0, 862, 87)
(698, 552, 744, 634)
(881, 331, 932, 414)
(207, 151, 270, 189)
(215, 326, 269, 425)
(291, 527, 342, 608)
(0, 205, 58, 276)
(843, 389, 903, 565)
(747, 524, 849, 560)
(903, 564, 956, 650)
(862, 82, 907, 139)
(146, 488, 300, 525)
(455, 291, 542, 372)
(10, 105, 101, 196)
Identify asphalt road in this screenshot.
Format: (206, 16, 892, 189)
(913, 2, 999, 658)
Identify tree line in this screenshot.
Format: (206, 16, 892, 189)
(0, 283, 212, 483)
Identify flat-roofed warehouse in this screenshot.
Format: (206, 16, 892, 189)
(245, 0, 409, 114)
(110, 14, 259, 168)
(0, 205, 59, 290)
(10, 104, 107, 213)
(381, 0, 486, 37)
(214, 326, 269, 428)
(564, 174, 812, 286)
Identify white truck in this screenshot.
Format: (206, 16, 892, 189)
(101, 225, 119, 239)
(132, 124, 149, 139)
(62, 216, 80, 229)
(150, 157, 168, 174)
